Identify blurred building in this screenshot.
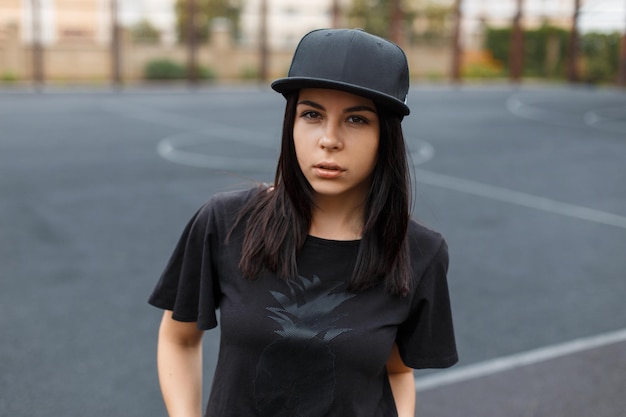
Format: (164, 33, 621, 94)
(0, 0, 111, 45)
(2, 1, 622, 49)
(463, 0, 574, 27)
(0, 0, 22, 43)
(1, 0, 623, 82)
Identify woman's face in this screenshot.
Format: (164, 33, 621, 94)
(293, 88, 380, 205)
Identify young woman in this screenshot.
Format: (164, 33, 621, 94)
(149, 28, 458, 417)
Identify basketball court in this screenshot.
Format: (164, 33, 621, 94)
(0, 84, 624, 416)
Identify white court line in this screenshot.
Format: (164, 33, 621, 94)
(103, 92, 626, 396)
(584, 106, 626, 136)
(103, 98, 436, 170)
(415, 169, 626, 230)
(507, 94, 626, 136)
(156, 130, 274, 171)
(106, 95, 626, 229)
(415, 327, 626, 391)
(506, 95, 584, 128)
(106, 96, 626, 393)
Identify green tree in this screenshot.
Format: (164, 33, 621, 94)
(130, 19, 161, 44)
(348, 0, 393, 38)
(524, 25, 569, 78)
(347, 0, 418, 40)
(484, 26, 622, 83)
(412, 2, 453, 43)
(580, 32, 620, 83)
(485, 25, 569, 79)
(175, 0, 242, 44)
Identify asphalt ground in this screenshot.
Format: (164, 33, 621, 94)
(0, 84, 625, 417)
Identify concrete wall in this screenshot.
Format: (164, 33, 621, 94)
(0, 24, 451, 83)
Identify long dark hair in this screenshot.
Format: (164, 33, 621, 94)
(234, 91, 412, 296)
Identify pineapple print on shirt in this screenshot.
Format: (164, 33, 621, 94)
(254, 275, 356, 417)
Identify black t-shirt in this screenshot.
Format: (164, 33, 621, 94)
(149, 188, 458, 417)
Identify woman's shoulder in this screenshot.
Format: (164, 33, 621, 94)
(205, 184, 270, 210)
(406, 219, 447, 260)
(207, 186, 265, 208)
(195, 185, 267, 223)
(405, 220, 449, 290)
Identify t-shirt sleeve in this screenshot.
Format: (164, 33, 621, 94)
(148, 200, 221, 330)
(396, 239, 458, 369)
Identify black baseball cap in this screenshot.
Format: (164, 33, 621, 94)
(271, 28, 410, 118)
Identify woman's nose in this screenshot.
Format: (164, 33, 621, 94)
(319, 125, 343, 150)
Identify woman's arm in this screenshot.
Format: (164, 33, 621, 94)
(386, 343, 416, 417)
(157, 310, 205, 417)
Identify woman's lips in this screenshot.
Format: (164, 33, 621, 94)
(313, 163, 345, 179)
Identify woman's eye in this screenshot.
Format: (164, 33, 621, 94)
(301, 110, 321, 119)
(347, 115, 367, 124)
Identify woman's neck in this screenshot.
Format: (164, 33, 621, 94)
(309, 197, 365, 241)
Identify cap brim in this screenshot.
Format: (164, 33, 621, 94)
(271, 77, 410, 117)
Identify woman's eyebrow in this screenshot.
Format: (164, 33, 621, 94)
(343, 105, 377, 114)
(298, 100, 376, 115)
(297, 100, 324, 110)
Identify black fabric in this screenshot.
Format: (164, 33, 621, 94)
(271, 28, 411, 117)
(149, 188, 458, 417)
